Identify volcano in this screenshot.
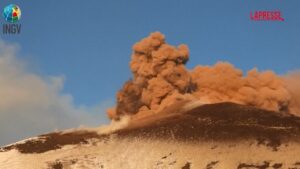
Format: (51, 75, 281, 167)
(1, 32, 300, 169)
(1, 102, 300, 169)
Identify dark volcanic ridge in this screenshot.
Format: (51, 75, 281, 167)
(2, 102, 300, 154)
(117, 102, 300, 150)
(1, 130, 108, 154)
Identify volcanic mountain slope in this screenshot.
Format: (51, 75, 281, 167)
(1, 102, 300, 169)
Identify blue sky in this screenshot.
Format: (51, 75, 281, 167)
(0, 0, 299, 120)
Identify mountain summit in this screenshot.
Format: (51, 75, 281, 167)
(1, 102, 300, 169)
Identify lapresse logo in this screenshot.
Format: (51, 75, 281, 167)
(2, 4, 22, 34)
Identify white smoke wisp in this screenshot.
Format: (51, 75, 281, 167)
(95, 115, 131, 134)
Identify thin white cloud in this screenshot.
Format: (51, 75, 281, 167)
(0, 40, 111, 146)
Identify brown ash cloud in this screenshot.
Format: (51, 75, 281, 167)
(107, 32, 300, 120)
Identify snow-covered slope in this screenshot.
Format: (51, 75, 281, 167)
(1, 102, 300, 169)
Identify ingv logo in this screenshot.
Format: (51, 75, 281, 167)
(2, 4, 22, 34)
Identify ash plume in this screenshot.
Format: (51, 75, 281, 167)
(107, 32, 300, 119)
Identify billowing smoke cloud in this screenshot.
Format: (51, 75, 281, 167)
(107, 32, 195, 119)
(191, 63, 292, 112)
(0, 40, 111, 146)
(108, 32, 300, 119)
